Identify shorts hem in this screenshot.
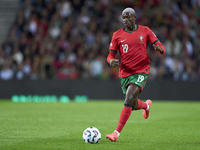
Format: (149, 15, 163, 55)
(126, 83, 143, 91)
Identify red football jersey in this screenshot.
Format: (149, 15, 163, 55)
(109, 25, 160, 78)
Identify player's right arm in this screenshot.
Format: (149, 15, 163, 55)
(107, 50, 119, 68)
(107, 32, 119, 68)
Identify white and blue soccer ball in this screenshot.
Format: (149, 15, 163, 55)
(83, 127, 101, 144)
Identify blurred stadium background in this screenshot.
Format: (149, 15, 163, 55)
(0, 0, 200, 100)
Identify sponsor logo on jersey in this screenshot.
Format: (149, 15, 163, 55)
(121, 39, 126, 42)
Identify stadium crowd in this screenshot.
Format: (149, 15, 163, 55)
(0, 0, 200, 81)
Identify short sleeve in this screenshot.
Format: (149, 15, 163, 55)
(147, 27, 158, 44)
(109, 32, 118, 53)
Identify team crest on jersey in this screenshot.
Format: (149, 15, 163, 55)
(139, 35, 144, 44)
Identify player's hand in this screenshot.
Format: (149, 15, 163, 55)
(109, 59, 119, 68)
(153, 44, 163, 52)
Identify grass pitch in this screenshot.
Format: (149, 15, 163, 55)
(0, 100, 200, 150)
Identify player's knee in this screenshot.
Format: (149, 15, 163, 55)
(124, 94, 135, 105)
(132, 102, 137, 110)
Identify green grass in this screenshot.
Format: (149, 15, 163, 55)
(0, 100, 200, 150)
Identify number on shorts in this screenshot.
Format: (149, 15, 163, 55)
(135, 75, 144, 84)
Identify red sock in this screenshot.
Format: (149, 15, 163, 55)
(116, 105, 132, 133)
(135, 99, 147, 110)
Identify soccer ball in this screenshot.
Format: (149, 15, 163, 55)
(83, 127, 101, 144)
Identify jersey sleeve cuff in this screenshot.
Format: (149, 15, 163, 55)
(109, 49, 117, 53)
(152, 39, 159, 44)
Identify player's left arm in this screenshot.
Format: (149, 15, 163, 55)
(152, 40, 165, 54)
(147, 27, 165, 54)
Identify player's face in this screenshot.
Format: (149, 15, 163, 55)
(122, 12, 135, 28)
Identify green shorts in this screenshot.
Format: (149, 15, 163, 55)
(120, 73, 148, 95)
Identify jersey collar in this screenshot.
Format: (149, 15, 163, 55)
(123, 25, 138, 33)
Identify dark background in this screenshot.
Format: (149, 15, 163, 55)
(1, 79, 199, 100)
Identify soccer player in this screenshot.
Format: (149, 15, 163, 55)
(106, 7, 165, 142)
